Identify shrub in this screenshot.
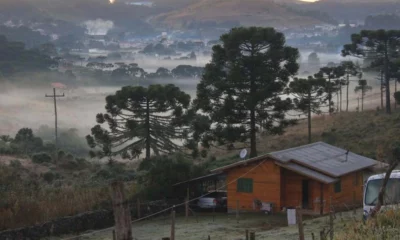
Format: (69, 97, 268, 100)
(9, 160, 22, 168)
(42, 171, 55, 183)
(31, 152, 52, 164)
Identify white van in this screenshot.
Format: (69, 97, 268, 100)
(363, 170, 400, 219)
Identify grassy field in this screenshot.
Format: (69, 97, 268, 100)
(56, 209, 363, 240)
(203, 109, 400, 171)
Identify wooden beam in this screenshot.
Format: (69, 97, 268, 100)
(110, 181, 133, 240)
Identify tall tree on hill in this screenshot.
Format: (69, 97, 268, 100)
(335, 77, 347, 112)
(342, 30, 400, 114)
(315, 65, 344, 114)
(288, 76, 327, 143)
(86, 84, 197, 161)
(354, 79, 373, 112)
(195, 27, 299, 158)
(340, 61, 362, 112)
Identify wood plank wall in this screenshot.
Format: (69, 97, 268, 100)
(226, 160, 281, 212)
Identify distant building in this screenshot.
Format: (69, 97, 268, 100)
(125, 1, 153, 7)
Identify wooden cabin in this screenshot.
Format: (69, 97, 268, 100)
(211, 142, 385, 215)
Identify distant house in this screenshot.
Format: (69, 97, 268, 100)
(211, 142, 385, 215)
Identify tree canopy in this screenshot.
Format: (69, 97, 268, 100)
(288, 76, 327, 143)
(86, 84, 195, 161)
(342, 29, 400, 114)
(195, 27, 299, 157)
(315, 66, 344, 114)
(0, 36, 56, 77)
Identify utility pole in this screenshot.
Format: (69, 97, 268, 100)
(357, 97, 360, 112)
(381, 71, 384, 110)
(45, 88, 65, 160)
(395, 79, 397, 109)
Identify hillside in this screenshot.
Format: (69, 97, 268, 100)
(152, 0, 326, 29)
(204, 109, 400, 170)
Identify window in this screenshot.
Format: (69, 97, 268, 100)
(334, 180, 342, 193)
(237, 178, 253, 193)
(365, 179, 400, 205)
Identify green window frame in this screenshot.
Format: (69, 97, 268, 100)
(237, 178, 253, 193)
(334, 180, 342, 193)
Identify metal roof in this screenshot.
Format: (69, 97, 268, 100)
(269, 142, 379, 177)
(211, 142, 381, 179)
(275, 162, 338, 184)
(172, 172, 225, 187)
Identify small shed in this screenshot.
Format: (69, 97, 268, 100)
(211, 142, 385, 215)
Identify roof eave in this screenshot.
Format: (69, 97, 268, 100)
(210, 154, 269, 173)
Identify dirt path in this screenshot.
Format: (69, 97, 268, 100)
(55, 209, 362, 240)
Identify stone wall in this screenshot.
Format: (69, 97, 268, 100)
(0, 210, 114, 240)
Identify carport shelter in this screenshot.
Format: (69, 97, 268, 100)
(173, 172, 226, 199)
(211, 142, 386, 215)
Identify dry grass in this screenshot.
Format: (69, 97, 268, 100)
(0, 162, 137, 230)
(335, 208, 400, 240)
(0, 185, 109, 230)
(205, 109, 400, 170)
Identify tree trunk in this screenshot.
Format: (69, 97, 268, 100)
(385, 45, 391, 114)
(308, 90, 312, 144)
(346, 74, 349, 112)
(328, 77, 332, 115)
(250, 108, 257, 158)
(370, 161, 399, 218)
(361, 89, 364, 112)
(381, 70, 384, 110)
(249, 51, 257, 158)
(145, 98, 151, 159)
(336, 92, 339, 113)
(339, 84, 342, 112)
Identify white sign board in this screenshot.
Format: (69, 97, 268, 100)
(287, 209, 297, 225)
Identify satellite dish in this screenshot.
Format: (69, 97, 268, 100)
(240, 149, 248, 160)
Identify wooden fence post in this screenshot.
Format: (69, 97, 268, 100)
(296, 207, 304, 240)
(245, 229, 249, 240)
(137, 198, 141, 219)
(353, 191, 356, 215)
(185, 188, 189, 220)
(311, 232, 315, 240)
(320, 229, 326, 240)
(110, 181, 132, 240)
(250, 232, 255, 240)
(236, 200, 240, 223)
(112, 229, 116, 240)
(171, 209, 176, 240)
(329, 211, 334, 240)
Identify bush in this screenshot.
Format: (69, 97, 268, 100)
(31, 152, 52, 164)
(42, 171, 55, 183)
(137, 154, 206, 200)
(9, 160, 22, 168)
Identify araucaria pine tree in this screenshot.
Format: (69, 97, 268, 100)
(195, 27, 299, 157)
(86, 84, 194, 160)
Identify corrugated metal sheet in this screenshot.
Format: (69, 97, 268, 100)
(275, 162, 338, 184)
(269, 142, 378, 177)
